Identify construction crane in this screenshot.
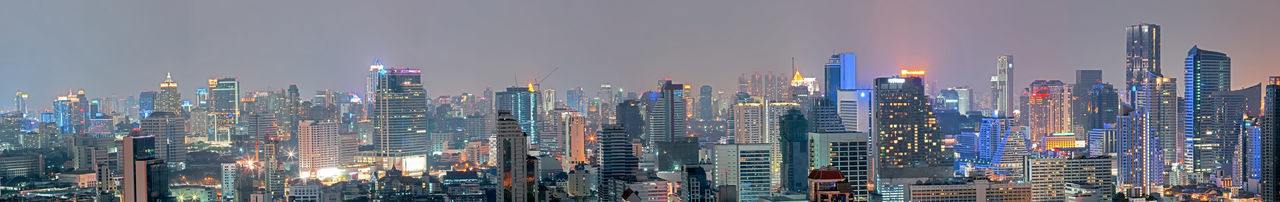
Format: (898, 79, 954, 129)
(529, 66, 559, 91)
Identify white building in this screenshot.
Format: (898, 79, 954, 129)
(714, 144, 771, 202)
(298, 120, 341, 177)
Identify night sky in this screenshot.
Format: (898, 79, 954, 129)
(4, 0, 1280, 110)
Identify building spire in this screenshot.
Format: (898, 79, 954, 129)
(164, 72, 174, 83)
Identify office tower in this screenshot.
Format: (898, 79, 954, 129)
(1184, 45, 1232, 181)
(1211, 84, 1261, 187)
(13, 90, 27, 118)
(208, 77, 239, 145)
(156, 73, 181, 115)
(837, 89, 874, 133)
(647, 80, 687, 145)
(365, 59, 384, 104)
(298, 120, 340, 177)
(907, 177, 1032, 201)
(599, 124, 638, 202)
(1026, 156, 1114, 201)
(810, 99, 846, 133)
(616, 100, 643, 139)
(731, 100, 799, 144)
(539, 88, 556, 116)
(547, 109, 587, 171)
(139, 91, 157, 119)
(977, 117, 1028, 180)
(194, 88, 208, 108)
(496, 86, 540, 146)
(260, 136, 284, 200)
(1025, 80, 1071, 145)
(714, 143, 771, 202)
(597, 83, 616, 121)
(991, 55, 1014, 114)
(682, 166, 715, 202)
(808, 132, 872, 201)
(698, 85, 715, 121)
(1088, 84, 1120, 130)
(873, 76, 949, 169)
(141, 112, 186, 168)
(1073, 70, 1103, 130)
(1116, 104, 1164, 196)
(779, 109, 809, 194)
(824, 53, 856, 101)
(373, 68, 430, 171)
(123, 132, 172, 202)
(566, 87, 585, 112)
(1126, 24, 1161, 103)
(1261, 76, 1280, 201)
(1135, 74, 1180, 181)
(496, 111, 533, 202)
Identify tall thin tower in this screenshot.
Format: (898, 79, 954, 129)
(992, 55, 1014, 114)
(1126, 24, 1161, 103)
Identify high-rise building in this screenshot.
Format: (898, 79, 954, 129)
(936, 87, 972, 113)
(496, 86, 540, 146)
(714, 143, 771, 202)
(1025, 80, 1071, 145)
(365, 59, 384, 104)
(779, 109, 809, 194)
(1136, 74, 1180, 181)
(122, 132, 172, 202)
(566, 87, 585, 112)
(808, 132, 872, 201)
(598, 124, 638, 202)
(1184, 45, 1232, 181)
(1116, 104, 1164, 196)
(992, 55, 1014, 114)
(731, 100, 799, 144)
(616, 100, 644, 139)
(1126, 23, 1161, 103)
(1259, 76, 1280, 201)
(298, 120, 340, 177)
(698, 85, 715, 121)
(496, 110, 534, 202)
(1073, 70, 1103, 130)
(824, 53, 856, 101)
(1087, 83, 1120, 130)
(157, 73, 182, 115)
(141, 112, 186, 169)
(208, 77, 239, 145)
(873, 76, 949, 170)
(139, 91, 157, 119)
(372, 68, 430, 172)
(1026, 156, 1114, 201)
(547, 109, 587, 171)
(13, 90, 27, 118)
(907, 177, 1032, 201)
(1210, 84, 1261, 187)
(647, 80, 687, 145)
(977, 116, 1029, 181)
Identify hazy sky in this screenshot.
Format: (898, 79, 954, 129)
(4, 0, 1280, 110)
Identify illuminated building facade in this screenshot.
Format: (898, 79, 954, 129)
(647, 80, 686, 145)
(824, 53, 856, 101)
(1026, 156, 1114, 201)
(1262, 76, 1280, 201)
(140, 112, 186, 169)
(991, 55, 1014, 115)
(808, 132, 872, 201)
(873, 76, 948, 169)
(1126, 24, 1161, 103)
(495, 110, 534, 202)
(372, 68, 430, 172)
(496, 86, 540, 147)
(156, 73, 181, 115)
(1183, 45, 1231, 181)
(208, 77, 239, 145)
(1025, 80, 1071, 146)
(714, 143, 771, 202)
(1136, 74, 1180, 182)
(298, 120, 340, 177)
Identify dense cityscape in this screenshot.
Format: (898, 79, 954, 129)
(4, 2, 1280, 202)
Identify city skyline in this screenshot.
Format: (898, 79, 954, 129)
(6, 1, 1280, 110)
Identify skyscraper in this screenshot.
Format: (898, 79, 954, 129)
(714, 143, 772, 202)
(140, 112, 186, 168)
(992, 55, 1014, 114)
(1126, 23, 1161, 103)
(1025, 156, 1114, 201)
(208, 77, 239, 145)
(366, 59, 384, 104)
(298, 120, 340, 177)
(372, 68, 429, 172)
(1073, 70, 1102, 130)
(598, 124, 638, 202)
(1116, 104, 1164, 196)
(1183, 45, 1231, 180)
(698, 85, 715, 121)
(779, 109, 809, 194)
(1261, 76, 1280, 201)
(1211, 84, 1261, 187)
(495, 110, 533, 202)
(138, 91, 157, 119)
(616, 100, 644, 139)
(122, 132, 172, 202)
(1025, 80, 1071, 145)
(1087, 83, 1120, 130)
(808, 132, 872, 201)
(1136, 74, 1180, 181)
(873, 76, 950, 171)
(566, 87, 585, 112)
(13, 90, 27, 118)
(824, 53, 856, 101)
(647, 80, 687, 145)
(496, 86, 540, 146)
(156, 73, 182, 115)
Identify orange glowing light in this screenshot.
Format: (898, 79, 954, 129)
(900, 69, 926, 76)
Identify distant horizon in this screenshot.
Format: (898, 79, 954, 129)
(5, 0, 1280, 111)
